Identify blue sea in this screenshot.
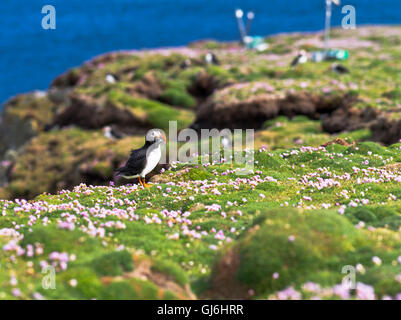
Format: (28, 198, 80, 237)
(0, 0, 400, 106)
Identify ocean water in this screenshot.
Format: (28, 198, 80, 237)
(0, 0, 400, 106)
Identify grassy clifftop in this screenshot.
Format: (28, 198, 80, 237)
(1, 26, 401, 299)
(2, 141, 401, 299)
(1, 26, 401, 200)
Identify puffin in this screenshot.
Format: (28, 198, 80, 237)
(115, 129, 166, 188)
(103, 126, 125, 140)
(221, 134, 233, 168)
(180, 58, 192, 69)
(290, 50, 308, 67)
(205, 52, 220, 65)
(105, 73, 118, 84)
(331, 63, 349, 74)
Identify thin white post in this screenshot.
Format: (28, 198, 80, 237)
(235, 9, 247, 43)
(246, 11, 255, 36)
(324, 0, 332, 54)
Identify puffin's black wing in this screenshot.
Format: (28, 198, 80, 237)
(290, 55, 300, 67)
(115, 146, 147, 177)
(332, 64, 349, 74)
(212, 54, 220, 65)
(111, 126, 125, 139)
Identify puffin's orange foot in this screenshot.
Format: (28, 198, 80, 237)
(143, 183, 152, 188)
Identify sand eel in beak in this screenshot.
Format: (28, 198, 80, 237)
(115, 129, 166, 188)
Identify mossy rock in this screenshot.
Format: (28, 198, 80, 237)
(151, 258, 189, 286)
(91, 250, 134, 276)
(209, 209, 361, 298)
(21, 226, 103, 255)
(108, 90, 194, 131)
(0, 93, 58, 157)
(160, 88, 196, 108)
(5, 128, 138, 199)
(181, 168, 213, 181)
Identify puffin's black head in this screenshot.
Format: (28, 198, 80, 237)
(146, 129, 166, 144)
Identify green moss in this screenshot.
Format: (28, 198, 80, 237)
(151, 259, 189, 286)
(160, 88, 196, 108)
(233, 209, 360, 295)
(58, 268, 103, 299)
(100, 281, 139, 300)
(352, 141, 388, 156)
(108, 90, 194, 130)
(163, 290, 178, 300)
(5, 127, 135, 199)
(2, 27, 401, 300)
(382, 89, 401, 100)
(345, 206, 401, 230)
(91, 250, 134, 276)
(21, 226, 103, 255)
(93, 161, 114, 177)
(182, 168, 213, 181)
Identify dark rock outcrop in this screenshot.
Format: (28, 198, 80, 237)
(52, 94, 150, 135)
(370, 116, 401, 145)
(191, 89, 359, 131)
(0, 92, 58, 158)
(188, 71, 220, 98)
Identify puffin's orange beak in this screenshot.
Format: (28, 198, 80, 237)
(161, 134, 166, 143)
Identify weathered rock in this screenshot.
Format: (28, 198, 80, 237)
(52, 94, 150, 135)
(126, 72, 163, 100)
(278, 92, 319, 118)
(149, 174, 170, 184)
(321, 105, 378, 134)
(370, 116, 401, 145)
(188, 71, 220, 98)
(191, 85, 356, 131)
(0, 187, 8, 199)
(193, 93, 279, 130)
(51, 69, 81, 88)
(321, 138, 353, 148)
(6, 128, 140, 199)
(0, 92, 58, 158)
(206, 209, 360, 299)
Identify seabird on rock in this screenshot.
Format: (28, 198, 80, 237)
(115, 129, 166, 188)
(290, 50, 308, 67)
(105, 73, 118, 84)
(103, 126, 125, 140)
(331, 63, 349, 74)
(180, 59, 192, 69)
(220, 133, 233, 168)
(221, 135, 231, 150)
(205, 52, 219, 65)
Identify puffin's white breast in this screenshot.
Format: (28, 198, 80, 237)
(299, 55, 308, 64)
(142, 144, 162, 177)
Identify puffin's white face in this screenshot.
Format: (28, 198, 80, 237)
(146, 129, 166, 143)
